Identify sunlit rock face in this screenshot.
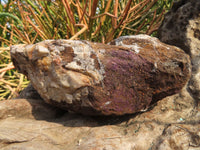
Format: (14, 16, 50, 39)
(158, 0, 200, 101)
(10, 35, 190, 115)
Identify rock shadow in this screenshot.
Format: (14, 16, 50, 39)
(30, 99, 141, 127)
(14, 84, 141, 127)
(25, 98, 141, 127)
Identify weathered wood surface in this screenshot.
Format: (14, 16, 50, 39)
(0, 97, 199, 150)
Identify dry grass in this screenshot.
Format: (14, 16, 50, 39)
(0, 47, 29, 100)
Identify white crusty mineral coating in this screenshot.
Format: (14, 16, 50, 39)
(11, 40, 106, 105)
(112, 35, 173, 54)
(61, 40, 105, 83)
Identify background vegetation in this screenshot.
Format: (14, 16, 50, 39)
(0, 0, 173, 100)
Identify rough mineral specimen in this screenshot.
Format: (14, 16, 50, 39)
(10, 35, 190, 115)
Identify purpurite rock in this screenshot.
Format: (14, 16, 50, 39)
(10, 35, 190, 115)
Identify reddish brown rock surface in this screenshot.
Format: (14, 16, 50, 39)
(158, 0, 200, 101)
(10, 35, 190, 115)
